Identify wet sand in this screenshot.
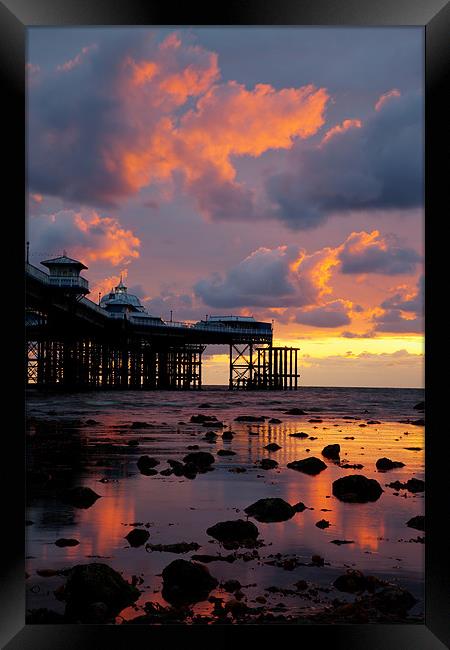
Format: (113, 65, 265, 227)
(25, 386, 425, 624)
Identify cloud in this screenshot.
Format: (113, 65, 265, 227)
(338, 230, 421, 275)
(372, 275, 424, 333)
(375, 88, 401, 111)
(295, 300, 352, 328)
(30, 209, 140, 266)
(265, 91, 423, 229)
(321, 118, 362, 145)
(56, 44, 98, 72)
(28, 30, 328, 217)
(194, 243, 339, 309)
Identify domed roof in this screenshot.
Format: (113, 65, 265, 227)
(100, 277, 146, 312)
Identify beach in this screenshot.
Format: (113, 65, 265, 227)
(25, 386, 425, 624)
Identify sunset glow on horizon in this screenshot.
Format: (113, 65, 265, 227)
(27, 27, 424, 387)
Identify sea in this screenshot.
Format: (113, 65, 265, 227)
(25, 385, 425, 622)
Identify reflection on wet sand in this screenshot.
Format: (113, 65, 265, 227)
(26, 387, 425, 624)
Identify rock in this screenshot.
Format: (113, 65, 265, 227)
(334, 570, 368, 593)
(137, 456, 160, 474)
(222, 431, 234, 440)
(332, 475, 383, 503)
(311, 555, 324, 566)
(315, 519, 330, 529)
(36, 568, 62, 577)
(161, 559, 218, 605)
(404, 447, 422, 451)
(85, 419, 99, 426)
(289, 432, 309, 438)
(159, 468, 173, 476)
(268, 418, 282, 424)
(203, 421, 224, 428)
(203, 431, 218, 441)
(406, 478, 425, 492)
(412, 418, 425, 426)
(244, 498, 296, 523)
(191, 554, 236, 564)
(234, 415, 266, 422)
(330, 539, 354, 545)
(125, 528, 150, 547)
(308, 419, 323, 423)
(199, 403, 213, 408)
(146, 542, 200, 553)
(340, 463, 364, 469)
(55, 538, 79, 547)
(206, 519, 259, 544)
(413, 401, 425, 411)
(183, 451, 215, 469)
(322, 444, 340, 460)
(287, 457, 327, 475)
(387, 478, 425, 493)
(127, 439, 139, 447)
(131, 421, 151, 429)
(190, 414, 218, 423)
(370, 586, 417, 615)
(186, 445, 199, 450)
(257, 458, 278, 470)
(284, 408, 307, 415)
(367, 420, 381, 425)
(182, 462, 198, 479)
(264, 443, 281, 451)
(223, 579, 241, 593)
(62, 487, 101, 509)
(292, 502, 307, 512)
(217, 449, 236, 456)
(376, 457, 405, 471)
(406, 515, 425, 531)
(62, 563, 140, 621)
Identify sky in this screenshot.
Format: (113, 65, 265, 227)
(26, 27, 424, 387)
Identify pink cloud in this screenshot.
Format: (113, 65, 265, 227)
(374, 88, 401, 111)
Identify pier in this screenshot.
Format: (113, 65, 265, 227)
(26, 256, 300, 390)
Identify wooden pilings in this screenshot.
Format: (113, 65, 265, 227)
(229, 344, 300, 390)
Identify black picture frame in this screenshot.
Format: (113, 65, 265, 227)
(2, 1, 448, 648)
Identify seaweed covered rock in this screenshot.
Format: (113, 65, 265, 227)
(62, 487, 101, 509)
(406, 515, 425, 531)
(257, 458, 278, 470)
(62, 563, 140, 622)
(322, 444, 340, 460)
(161, 559, 218, 605)
(287, 457, 327, 475)
(137, 456, 160, 475)
(125, 528, 150, 547)
(264, 443, 281, 452)
(332, 475, 383, 503)
(334, 570, 368, 593)
(182, 451, 215, 469)
(206, 519, 259, 544)
(244, 498, 296, 523)
(376, 457, 405, 471)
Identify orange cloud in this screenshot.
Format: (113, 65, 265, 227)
(374, 88, 401, 111)
(321, 118, 362, 145)
(74, 212, 140, 265)
(90, 269, 129, 299)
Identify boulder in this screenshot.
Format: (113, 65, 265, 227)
(146, 542, 200, 554)
(125, 528, 150, 547)
(334, 570, 368, 593)
(223, 579, 241, 593)
(315, 519, 330, 529)
(62, 563, 140, 622)
(131, 421, 151, 429)
(234, 415, 266, 422)
(332, 475, 383, 503)
(244, 498, 296, 523)
(284, 408, 307, 415)
(287, 457, 327, 475)
(257, 458, 278, 470)
(268, 418, 282, 424)
(289, 432, 309, 438)
(264, 443, 281, 452)
(137, 456, 160, 475)
(376, 457, 405, 471)
(370, 586, 417, 615)
(292, 502, 307, 512)
(55, 538, 79, 547)
(322, 444, 340, 460)
(406, 515, 425, 531)
(222, 431, 234, 440)
(406, 478, 425, 493)
(217, 449, 236, 456)
(161, 559, 218, 605)
(62, 487, 101, 509)
(206, 519, 259, 544)
(183, 451, 215, 469)
(190, 414, 218, 423)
